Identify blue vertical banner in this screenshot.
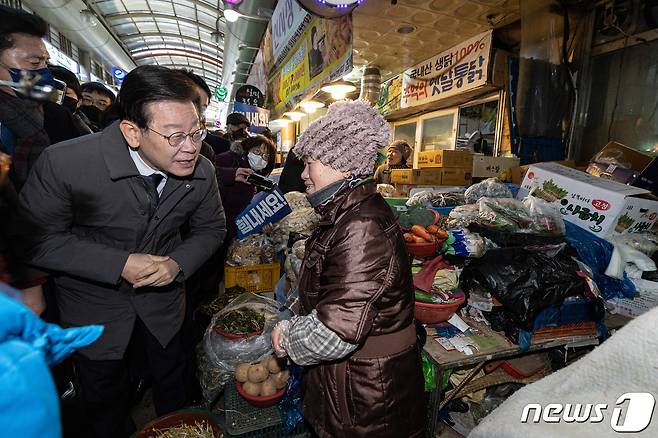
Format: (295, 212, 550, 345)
(236, 186, 292, 239)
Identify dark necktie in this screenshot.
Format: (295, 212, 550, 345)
(147, 173, 164, 201)
(144, 173, 164, 219)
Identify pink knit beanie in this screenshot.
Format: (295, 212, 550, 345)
(293, 100, 391, 175)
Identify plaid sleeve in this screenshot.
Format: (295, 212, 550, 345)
(282, 310, 358, 366)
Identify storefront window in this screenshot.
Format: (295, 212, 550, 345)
(420, 113, 456, 151)
(393, 122, 416, 146)
(457, 100, 498, 155)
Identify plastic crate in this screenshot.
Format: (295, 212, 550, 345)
(225, 263, 280, 293)
(215, 381, 311, 437)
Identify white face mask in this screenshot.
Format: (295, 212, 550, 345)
(248, 152, 268, 171)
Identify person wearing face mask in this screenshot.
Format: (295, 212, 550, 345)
(223, 112, 251, 142)
(79, 81, 116, 132)
(0, 6, 81, 191)
(49, 64, 93, 135)
(214, 134, 276, 245)
(270, 100, 425, 438)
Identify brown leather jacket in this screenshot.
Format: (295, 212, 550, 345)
(298, 181, 425, 438)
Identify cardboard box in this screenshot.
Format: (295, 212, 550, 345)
(517, 162, 658, 238)
(510, 160, 576, 185)
(585, 142, 658, 194)
(417, 150, 473, 169)
(390, 169, 443, 185)
(472, 156, 520, 178)
(441, 168, 472, 186)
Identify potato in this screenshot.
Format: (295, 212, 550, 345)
(261, 378, 277, 397)
(247, 364, 269, 383)
(272, 369, 289, 389)
(266, 356, 284, 374)
(235, 363, 250, 383)
(242, 381, 261, 396)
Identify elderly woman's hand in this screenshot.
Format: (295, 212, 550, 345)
(271, 320, 290, 358)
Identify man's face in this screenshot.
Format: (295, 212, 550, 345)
(81, 90, 112, 110)
(0, 33, 49, 82)
(228, 123, 248, 133)
(135, 100, 202, 177)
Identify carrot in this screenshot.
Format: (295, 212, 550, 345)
(412, 235, 428, 244)
(435, 229, 449, 240)
(426, 224, 439, 234)
(411, 225, 433, 241)
(403, 233, 415, 243)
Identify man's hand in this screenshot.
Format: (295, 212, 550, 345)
(22, 285, 45, 315)
(235, 167, 254, 183)
(132, 257, 181, 289)
(121, 253, 170, 284)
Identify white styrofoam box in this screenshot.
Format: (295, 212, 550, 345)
(517, 162, 658, 238)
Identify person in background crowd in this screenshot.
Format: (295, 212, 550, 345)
(0, 5, 83, 317)
(79, 81, 115, 131)
(177, 69, 228, 161)
(271, 100, 425, 438)
(0, 5, 81, 190)
(214, 135, 276, 258)
(49, 64, 93, 135)
(223, 112, 250, 142)
(374, 139, 413, 185)
(12, 65, 226, 438)
(279, 150, 307, 194)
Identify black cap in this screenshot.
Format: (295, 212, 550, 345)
(226, 112, 250, 127)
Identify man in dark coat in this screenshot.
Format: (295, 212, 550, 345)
(13, 65, 226, 438)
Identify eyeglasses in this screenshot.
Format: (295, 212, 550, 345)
(147, 126, 207, 148)
(251, 149, 271, 161)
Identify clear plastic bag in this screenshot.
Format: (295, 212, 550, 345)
(464, 178, 513, 204)
(477, 197, 533, 232)
(226, 234, 276, 266)
(523, 195, 565, 235)
(268, 208, 320, 253)
(376, 184, 396, 198)
(612, 233, 658, 256)
(448, 204, 480, 228)
(203, 293, 279, 375)
(407, 190, 465, 208)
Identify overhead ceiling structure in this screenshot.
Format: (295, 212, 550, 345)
(92, 0, 226, 90)
(352, 0, 520, 80)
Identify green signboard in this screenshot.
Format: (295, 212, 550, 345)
(214, 86, 227, 102)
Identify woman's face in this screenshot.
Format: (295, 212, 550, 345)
(249, 144, 271, 162)
(387, 148, 402, 165)
(301, 159, 348, 194)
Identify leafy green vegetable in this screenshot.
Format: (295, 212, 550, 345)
(398, 206, 435, 228)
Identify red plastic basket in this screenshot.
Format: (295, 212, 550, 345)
(235, 381, 285, 408)
(406, 241, 440, 257)
(135, 410, 221, 438)
(414, 294, 465, 324)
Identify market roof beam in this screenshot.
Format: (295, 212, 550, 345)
(132, 49, 222, 68)
(104, 12, 218, 34)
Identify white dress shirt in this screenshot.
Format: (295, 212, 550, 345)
(128, 147, 167, 195)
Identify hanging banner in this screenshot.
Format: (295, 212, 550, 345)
(236, 186, 292, 239)
(232, 101, 270, 130)
(401, 30, 493, 109)
(271, 0, 312, 66)
(268, 14, 353, 112)
(377, 74, 403, 116)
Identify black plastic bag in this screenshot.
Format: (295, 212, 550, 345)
(460, 248, 584, 330)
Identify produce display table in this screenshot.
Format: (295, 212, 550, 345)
(423, 316, 600, 437)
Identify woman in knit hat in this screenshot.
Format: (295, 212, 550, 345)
(271, 100, 425, 438)
(374, 139, 413, 184)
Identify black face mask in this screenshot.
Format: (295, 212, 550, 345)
(61, 96, 78, 114)
(79, 105, 102, 124)
(228, 129, 247, 141)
